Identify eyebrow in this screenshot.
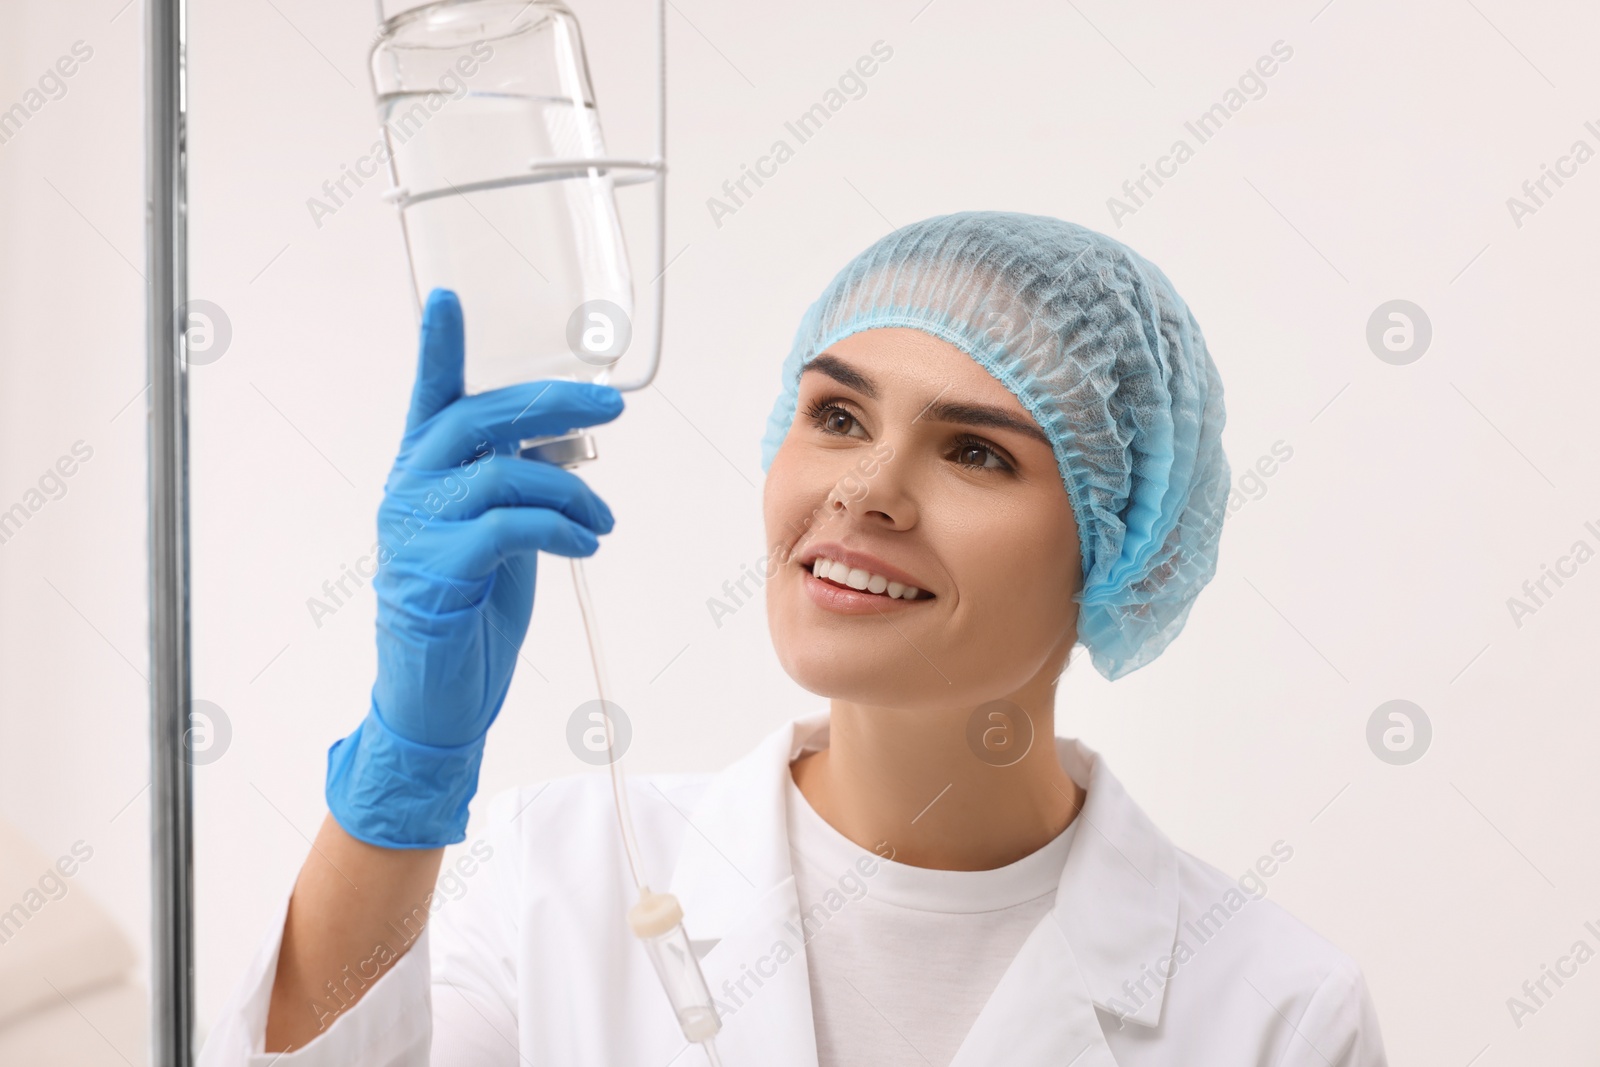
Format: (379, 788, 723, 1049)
(803, 353, 1052, 447)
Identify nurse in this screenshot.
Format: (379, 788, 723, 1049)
(202, 212, 1387, 1065)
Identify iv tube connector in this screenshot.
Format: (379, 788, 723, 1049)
(566, 543, 723, 1055)
(628, 890, 721, 1044)
(520, 429, 600, 467)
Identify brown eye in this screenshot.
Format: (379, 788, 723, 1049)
(950, 434, 1014, 473)
(823, 409, 855, 434)
(803, 397, 868, 439)
(956, 443, 988, 466)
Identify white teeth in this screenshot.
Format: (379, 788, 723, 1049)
(807, 557, 924, 600)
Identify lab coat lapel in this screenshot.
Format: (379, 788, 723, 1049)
(949, 736, 1182, 1067)
(1049, 737, 1182, 1029)
(687, 876, 818, 1064)
(947, 916, 1120, 1067)
(664, 711, 832, 1066)
(662, 715, 1181, 1067)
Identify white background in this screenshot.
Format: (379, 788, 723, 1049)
(2, 0, 1598, 1062)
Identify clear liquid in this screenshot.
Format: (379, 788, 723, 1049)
(379, 91, 634, 393)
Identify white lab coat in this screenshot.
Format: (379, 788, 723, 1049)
(200, 708, 1387, 1066)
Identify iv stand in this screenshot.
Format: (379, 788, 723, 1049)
(147, 0, 194, 1064)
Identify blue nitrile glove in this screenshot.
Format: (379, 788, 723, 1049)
(326, 288, 623, 849)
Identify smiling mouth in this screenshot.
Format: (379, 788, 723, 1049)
(803, 556, 932, 601)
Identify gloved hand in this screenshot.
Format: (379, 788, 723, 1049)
(326, 288, 623, 849)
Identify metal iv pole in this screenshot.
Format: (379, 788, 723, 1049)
(146, 0, 195, 1062)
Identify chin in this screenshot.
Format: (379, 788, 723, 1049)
(769, 596, 1073, 714)
(766, 610, 979, 710)
(778, 641, 901, 703)
(766, 593, 918, 703)
(768, 612, 865, 696)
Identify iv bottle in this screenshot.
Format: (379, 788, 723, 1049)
(371, 0, 635, 393)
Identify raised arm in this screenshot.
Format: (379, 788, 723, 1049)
(262, 289, 622, 1052)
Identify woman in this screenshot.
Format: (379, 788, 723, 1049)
(202, 213, 1386, 1065)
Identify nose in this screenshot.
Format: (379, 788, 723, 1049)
(825, 445, 914, 531)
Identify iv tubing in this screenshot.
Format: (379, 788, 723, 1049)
(569, 557, 726, 1064)
(568, 556, 646, 891)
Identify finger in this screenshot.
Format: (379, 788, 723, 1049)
(404, 289, 465, 436)
(405, 379, 624, 469)
(430, 459, 614, 532)
(453, 508, 600, 573)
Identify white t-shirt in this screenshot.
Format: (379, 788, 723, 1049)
(784, 768, 1079, 1067)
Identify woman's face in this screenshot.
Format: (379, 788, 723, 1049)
(763, 327, 1082, 710)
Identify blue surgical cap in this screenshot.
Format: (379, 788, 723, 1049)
(759, 211, 1230, 681)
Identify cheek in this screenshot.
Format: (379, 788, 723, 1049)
(950, 507, 1079, 633)
(761, 467, 811, 673)
(762, 441, 826, 570)
(761, 448, 800, 551)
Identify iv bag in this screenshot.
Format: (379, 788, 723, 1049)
(371, 0, 635, 393)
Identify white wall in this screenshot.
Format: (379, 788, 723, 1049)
(0, 1, 153, 1059)
(2, 0, 1597, 1062)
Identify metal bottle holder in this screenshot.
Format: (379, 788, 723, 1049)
(370, 0, 668, 468)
